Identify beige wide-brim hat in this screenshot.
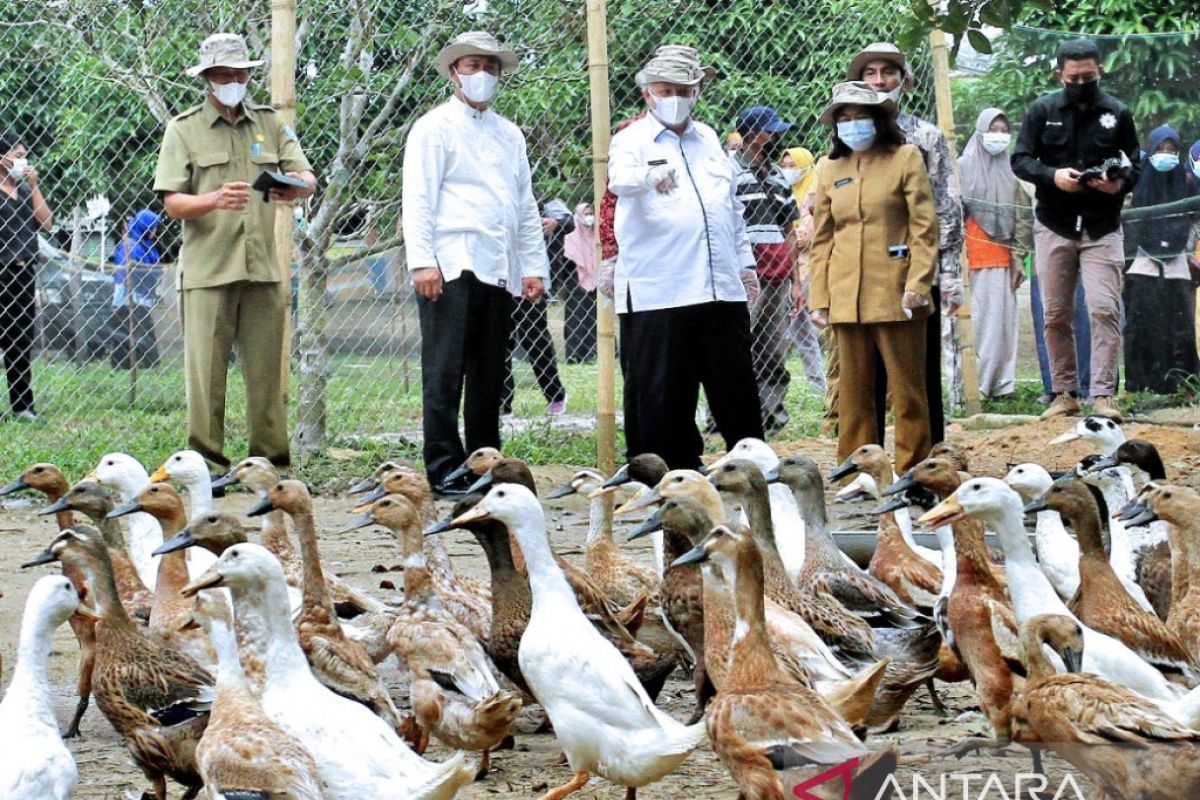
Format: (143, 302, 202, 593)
(637, 44, 717, 87)
(435, 31, 519, 78)
(846, 41, 915, 90)
(185, 33, 264, 77)
(818, 81, 898, 125)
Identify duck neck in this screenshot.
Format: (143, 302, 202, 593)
(472, 522, 532, 619)
(952, 519, 995, 588)
(289, 504, 337, 618)
(739, 493, 791, 593)
(934, 525, 957, 599)
(726, 547, 779, 685)
(84, 547, 136, 629)
(584, 493, 611, 551)
(1067, 507, 1107, 564)
(186, 481, 213, 520)
(1021, 630, 1059, 684)
(988, 503, 1072, 622)
(230, 578, 311, 692)
(513, 517, 579, 615)
(399, 522, 435, 600)
(792, 480, 839, 566)
(208, 613, 250, 693)
(256, 488, 295, 562)
(151, 510, 191, 619)
(46, 484, 74, 531)
(8, 602, 59, 718)
(661, 526, 695, 566)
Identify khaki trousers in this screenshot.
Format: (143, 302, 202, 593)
(180, 280, 289, 471)
(835, 318, 931, 473)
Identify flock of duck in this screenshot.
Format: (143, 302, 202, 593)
(2, 415, 1200, 799)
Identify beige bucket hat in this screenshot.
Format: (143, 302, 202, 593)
(435, 31, 519, 78)
(637, 45, 717, 87)
(846, 41, 915, 89)
(185, 33, 264, 77)
(818, 81, 898, 125)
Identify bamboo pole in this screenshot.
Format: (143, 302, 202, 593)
(585, 0, 617, 475)
(929, 26, 982, 416)
(271, 0, 298, 401)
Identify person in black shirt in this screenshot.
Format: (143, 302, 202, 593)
(1011, 39, 1139, 422)
(0, 130, 53, 421)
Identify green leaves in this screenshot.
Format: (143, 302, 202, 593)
(967, 29, 993, 54)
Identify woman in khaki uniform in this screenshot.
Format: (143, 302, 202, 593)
(808, 82, 938, 472)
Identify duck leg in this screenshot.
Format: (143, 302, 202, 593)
(625, 788, 637, 800)
(64, 613, 97, 738)
(475, 749, 491, 780)
(938, 736, 1012, 760)
(924, 678, 948, 717)
(539, 771, 590, 800)
(687, 668, 716, 725)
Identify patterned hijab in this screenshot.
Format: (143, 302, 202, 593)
(958, 107, 1017, 243)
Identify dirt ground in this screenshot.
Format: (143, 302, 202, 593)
(2, 421, 1195, 798)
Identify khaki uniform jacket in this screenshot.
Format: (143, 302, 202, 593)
(153, 100, 311, 290)
(808, 144, 938, 324)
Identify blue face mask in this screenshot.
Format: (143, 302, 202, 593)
(837, 119, 877, 152)
(1149, 152, 1180, 173)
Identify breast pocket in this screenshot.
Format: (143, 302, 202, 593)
(193, 150, 231, 194)
(251, 149, 280, 172)
(1039, 125, 1070, 164)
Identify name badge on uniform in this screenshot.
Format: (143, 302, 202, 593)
(251, 142, 261, 158)
(888, 245, 910, 259)
(833, 178, 853, 189)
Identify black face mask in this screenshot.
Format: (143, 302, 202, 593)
(1064, 79, 1100, 105)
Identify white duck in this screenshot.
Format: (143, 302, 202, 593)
(452, 484, 706, 800)
(707, 438, 807, 582)
(91, 452, 160, 590)
(1049, 415, 1126, 455)
(919, 478, 1200, 725)
(182, 543, 476, 800)
(1004, 463, 1080, 602)
(150, 450, 218, 575)
(0, 575, 91, 799)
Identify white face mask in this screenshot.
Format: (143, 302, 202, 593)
(7, 157, 28, 181)
(457, 70, 498, 104)
(981, 132, 1011, 155)
(883, 86, 904, 105)
(210, 80, 248, 108)
(780, 167, 808, 186)
(582, 214, 595, 227)
(651, 93, 694, 127)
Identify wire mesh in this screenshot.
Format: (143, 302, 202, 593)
(0, 0, 939, 479)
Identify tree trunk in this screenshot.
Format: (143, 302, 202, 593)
(293, 246, 328, 455)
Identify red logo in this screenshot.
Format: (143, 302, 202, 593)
(793, 758, 858, 800)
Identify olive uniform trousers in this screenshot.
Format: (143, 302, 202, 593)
(180, 280, 289, 471)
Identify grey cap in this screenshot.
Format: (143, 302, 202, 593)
(846, 41, 915, 89)
(818, 81, 898, 126)
(185, 33, 264, 77)
(636, 44, 716, 87)
(435, 31, 519, 78)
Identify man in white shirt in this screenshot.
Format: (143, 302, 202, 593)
(606, 45, 764, 469)
(402, 31, 549, 495)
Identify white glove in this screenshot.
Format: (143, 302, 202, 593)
(598, 257, 616, 299)
(740, 269, 761, 306)
(647, 165, 678, 195)
(939, 274, 964, 315)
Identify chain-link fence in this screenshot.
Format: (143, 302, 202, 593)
(0, 0, 935, 479)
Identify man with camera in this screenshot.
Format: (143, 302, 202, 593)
(1012, 38, 1139, 421)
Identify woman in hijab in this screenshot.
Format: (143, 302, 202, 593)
(110, 208, 162, 369)
(958, 108, 1031, 399)
(561, 201, 598, 362)
(1123, 125, 1199, 394)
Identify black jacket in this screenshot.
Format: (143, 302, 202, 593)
(1011, 88, 1140, 240)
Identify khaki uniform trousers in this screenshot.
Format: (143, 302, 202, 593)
(835, 318, 931, 474)
(180, 280, 289, 471)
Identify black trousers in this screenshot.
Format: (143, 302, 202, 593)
(620, 300, 764, 470)
(502, 298, 565, 410)
(417, 273, 512, 485)
(0, 261, 35, 413)
(872, 286, 945, 446)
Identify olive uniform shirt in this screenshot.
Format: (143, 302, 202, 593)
(153, 99, 311, 290)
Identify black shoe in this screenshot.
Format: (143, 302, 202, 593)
(432, 474, 474, 500)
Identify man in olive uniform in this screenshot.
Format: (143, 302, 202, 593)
(154, 33, 316, 470)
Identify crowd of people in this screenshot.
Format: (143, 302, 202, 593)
(1, 31, 1199, 487)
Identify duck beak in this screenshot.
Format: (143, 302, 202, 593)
(338, 511, 375, 535)
(587, 484, 619, 499)
(881, 472, 916, 497)
(424, 514, 457, 536)
(149, 465, 171, 484)
(466, 472, 494, 495)
(181, 567, 224, 597)
(546, 482, 576, 500)
(75, 602, 102, 621)
(246, 496, 275, 517)
(347, 476, 378, 495)
(153, 528, 197, 556)
(38, 497, 71, 516)
(1119, 501, 1158, 527)
(210, 471, 238, 490)
(1061, 646, 1084, 674)
(443, 462, 473, 485)
(871, 494, 909, 515)
(450, 504, 491, 527)
(1048, 470, 1068, 480)
(1085, 455, 1119, 474)
(1049, 429, 1081, 445)
(670, 541, 709, 568)
(600, 465, 630, 490)
(0, 475, 28, 496)
(1023, 498, 1049, 515)
(107, 498, 144, 519)
(918, 495, 965, 528)
(83, 470, 99, 483)
(178, 615, 201, 632)
(763, 466, 781, 484)
(21, 547, 59, 568)
(702, 455, 731, 476)
(627, 508, 665, 542)
(828, 457, 858, 482)
(615, 486, 661, 516)
(355, 486, 387, 508)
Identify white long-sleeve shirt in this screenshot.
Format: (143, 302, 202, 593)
(608, 114, 756, 314)
(402, 95, 550, 295)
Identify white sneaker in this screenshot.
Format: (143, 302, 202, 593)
(14, 410, 38, 422)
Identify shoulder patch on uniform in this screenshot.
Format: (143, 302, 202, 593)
(282, 125, 300, 143)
